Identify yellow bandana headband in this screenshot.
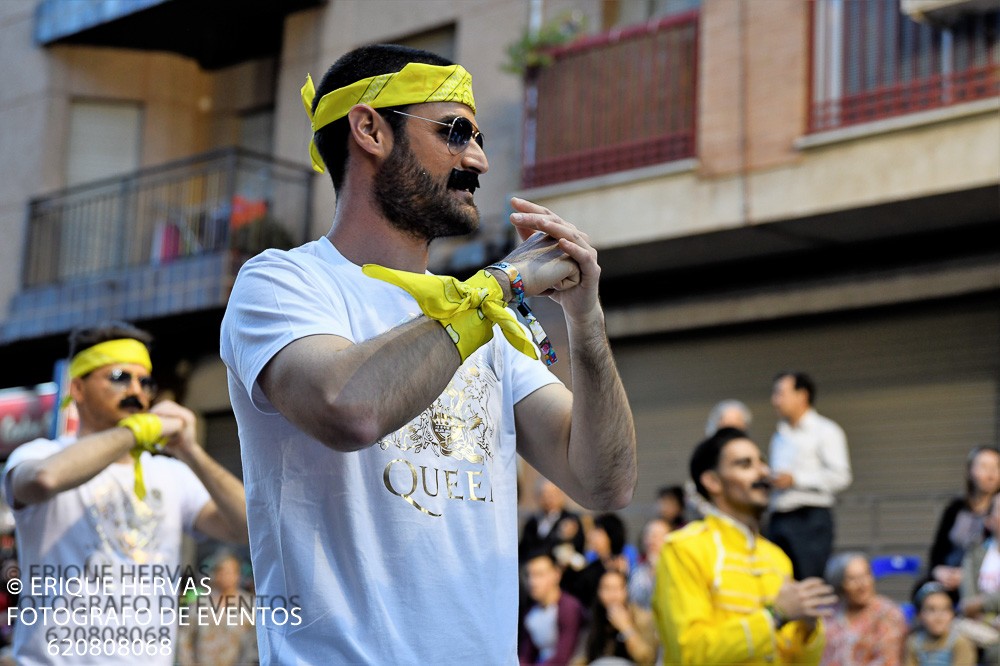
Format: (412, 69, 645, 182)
(63, 339, 153, 408)
(301, 62, 477, 173)
(68, 339, 152, 379)
(361, 265, 538, 364)
(65, 340, 160, 500)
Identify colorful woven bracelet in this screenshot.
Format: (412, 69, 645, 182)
(487, 262, 557, 366)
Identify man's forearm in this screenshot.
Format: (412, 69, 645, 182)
(263, 314, 463, 452)
(565, 309, 637, 510)
(11, 429, 135, 505)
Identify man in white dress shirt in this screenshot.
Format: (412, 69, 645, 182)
(767, 371, 852, 579)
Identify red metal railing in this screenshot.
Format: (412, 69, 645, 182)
(810, 1, 999, 132)
(522, 11, 698, 188)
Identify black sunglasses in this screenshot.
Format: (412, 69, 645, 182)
(103, 368, 158, 396)
(392, 110, 485, 155)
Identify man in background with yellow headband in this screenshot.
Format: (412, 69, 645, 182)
(3, 322, 248, 665)
(221, 43, 636, 664)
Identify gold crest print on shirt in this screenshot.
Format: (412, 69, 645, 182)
(380, 363, 499, 517)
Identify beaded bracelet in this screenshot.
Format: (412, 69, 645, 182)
(487, 262, 557, 366)
(765, 604, 789, 630)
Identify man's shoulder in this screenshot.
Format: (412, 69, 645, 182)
(237, 239, 330, 275)
(807, 409, 844, 432)
(4, 436, 65, 469)
(559, 591, 584, 613)
(664, 520, 710, 546)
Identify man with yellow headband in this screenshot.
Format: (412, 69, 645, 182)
(220, 44, 636, 663)
(2, 322, 248, 665)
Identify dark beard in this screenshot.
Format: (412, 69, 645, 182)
(373, 137, 480, 242)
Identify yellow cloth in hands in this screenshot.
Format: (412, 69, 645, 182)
(361, 265, 538, 363)
(117, 413, 167, 501)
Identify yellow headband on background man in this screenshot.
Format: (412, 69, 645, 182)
(68, 339, 152, 379)
(301, 62, 477, 173)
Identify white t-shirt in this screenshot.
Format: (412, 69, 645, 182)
(220, 238, 560, 665)
(769, 409, 852, 512)
(978, 540, 1000, 595)
(2, 437, 211, 665)
(523, 603, 560, 662)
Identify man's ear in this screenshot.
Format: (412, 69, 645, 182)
(700, 470, 722, 497)
(346, 104, 391, 158)
(68, 376, 86, 405)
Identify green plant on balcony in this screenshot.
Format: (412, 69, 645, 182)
(230, 214, 295, 260)
(502, 11, 586, 76)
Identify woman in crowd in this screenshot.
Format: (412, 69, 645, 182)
(578, 569, 658, 665)
(562, 513, 629, 609)
(822, 552, 908, 666)
(958, 491, 1000, 665)
(919, 446, 1000, 602)
(628, 518, 670, 610)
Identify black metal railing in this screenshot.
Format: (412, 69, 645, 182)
(24, 147, 313, 287)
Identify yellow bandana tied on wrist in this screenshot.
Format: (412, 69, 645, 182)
(117, 414, 167, 500)
(301, 62, 477, 173)
(361, 265, 538, 364)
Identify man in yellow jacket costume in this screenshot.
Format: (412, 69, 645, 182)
(653, 427, 837, 665)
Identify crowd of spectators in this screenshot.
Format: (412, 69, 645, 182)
(517, 376, 1000, 665)
(1, 363, 996, 665)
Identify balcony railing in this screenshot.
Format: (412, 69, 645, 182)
(522, 11, 698, 188)
(24, 148, 311, 286)
(810, 0, 1000, 132)
(4, 148, 312, 342)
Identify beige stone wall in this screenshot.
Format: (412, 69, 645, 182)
(45, 46, 213, 166)
(0, 1, 52, 313)
(698, 0, 809, 176)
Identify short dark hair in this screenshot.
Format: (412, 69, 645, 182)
(592, 513, 626, 556)
(913, 581, 949, 610)
(689, 427, 750, 500)
(774, 371, 816, 405)
(68, 321, 153, 360)
(523, 548, 558, 569)
(657, 485, 685, 504)
(312, 44, 454, 193)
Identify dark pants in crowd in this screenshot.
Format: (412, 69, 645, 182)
(766, 506, 834, 580)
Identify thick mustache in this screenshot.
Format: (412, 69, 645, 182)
(119, 396, 144, 410)
(447, 169, 479, 194)
(752, 479, 772, 490)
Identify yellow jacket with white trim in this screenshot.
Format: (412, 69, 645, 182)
(652, 511, 825, 665)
